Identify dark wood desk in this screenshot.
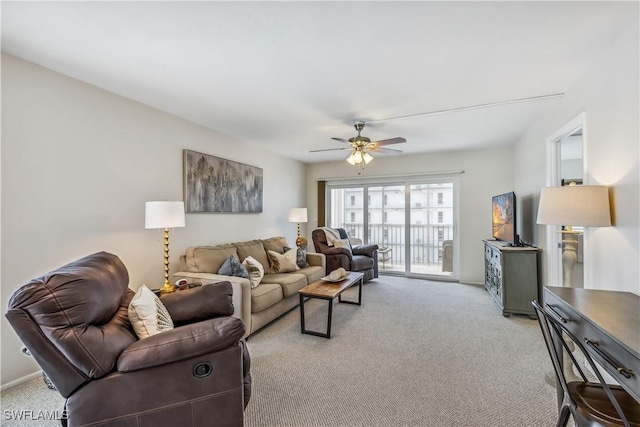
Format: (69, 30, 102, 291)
(543, 286, 640, 403)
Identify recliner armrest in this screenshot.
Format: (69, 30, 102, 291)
(160, 281, 233, 325)
(352, 244, 379, 257)
(117, 316, 245, 372)
(323, 247, 353, 259)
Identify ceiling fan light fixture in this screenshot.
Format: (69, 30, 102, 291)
(362, 152, 374, 164)
(352, 150, 363, 164)
(345, 152, 358, 165)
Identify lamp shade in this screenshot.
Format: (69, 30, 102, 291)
(536, 185, 611, 227)
(288, 208, 308, 223)
(145, 201, 186, 229)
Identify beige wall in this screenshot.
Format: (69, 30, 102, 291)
(306, 146, 514, 284)
(1, 54, 307, 385)
(513, 18, 639, 294)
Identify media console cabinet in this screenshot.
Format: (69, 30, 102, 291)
(483, 239, 540, 318)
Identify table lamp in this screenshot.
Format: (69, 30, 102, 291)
(536, 183, 611, 287)
(145, 201, 186, 294)
(288, 208, 308, 247)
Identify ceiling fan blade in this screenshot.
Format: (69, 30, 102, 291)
(370, 147, 403, 154)
(309, 147, 351, 153)
(330, 137, 351, 144)
(373, 137, 406, 146)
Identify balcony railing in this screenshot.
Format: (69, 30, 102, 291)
(339, 223, 454, 266)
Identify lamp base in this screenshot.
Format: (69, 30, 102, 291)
(159, 283, 177, 294)
(560, 230, 580, 287)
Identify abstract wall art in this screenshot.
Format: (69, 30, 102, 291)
(183, 149, 263, 213)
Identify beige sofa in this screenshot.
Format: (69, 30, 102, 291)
(172, 236, 325, 337)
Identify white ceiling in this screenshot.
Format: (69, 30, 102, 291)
(2, 1, 637, 163)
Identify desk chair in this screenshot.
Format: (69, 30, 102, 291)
(532, 300, 640, 427)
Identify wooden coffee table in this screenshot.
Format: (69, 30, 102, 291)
(298, 271, 364, 338)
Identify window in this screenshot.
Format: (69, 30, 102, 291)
(328, 181, 456, 278)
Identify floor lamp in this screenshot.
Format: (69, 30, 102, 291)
(145, 201, 186, 294)
(537, 183, 611, 287)
(536, 183, 611, 384)
(288, 208, 308, 247)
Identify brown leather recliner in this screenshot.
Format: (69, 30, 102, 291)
(312, 228, 379, 282)
(5, 251, 250, 427)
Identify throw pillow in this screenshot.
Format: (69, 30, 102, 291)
(128, 285, 174, 339)
(267, 247, 300, 273)
(284, 245, 309, 269)
(242, 256, 264, 288)
(218, 255, 249, 278)
(333, 238, 353, 254)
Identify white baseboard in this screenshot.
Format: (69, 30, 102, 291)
(1, 370, 42, 392)
(460, 280, 484, 286)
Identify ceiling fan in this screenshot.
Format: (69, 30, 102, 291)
(310, 93, 565, 170)
(310, 121, 406, 166)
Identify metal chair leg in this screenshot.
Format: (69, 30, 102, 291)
(557, 404, 571, 427)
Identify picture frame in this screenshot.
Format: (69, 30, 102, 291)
(183, 149, 263, 213)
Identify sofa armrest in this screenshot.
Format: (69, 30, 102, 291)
(306, 252, 325, 271)
(117, 316, 244, 372)
(172, 272, 252, 338)
(160, 281, 233, 325)
(352, 244, 379, 257)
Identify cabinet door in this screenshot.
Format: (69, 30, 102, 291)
(502, 252, 538, 315)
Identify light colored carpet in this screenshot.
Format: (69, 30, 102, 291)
(1, 276, 562, 426)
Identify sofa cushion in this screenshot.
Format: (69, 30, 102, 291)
(250, 283, 283, 313)
(261, 273, 307, 298)
(267, 248, 299, 274)
(297, 265, 324, 284)
(185, 245, 238, 273)
(234, 240, 270, 270)
(261, 236, 288, 255)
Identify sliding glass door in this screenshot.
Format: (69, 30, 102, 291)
(408, 183, 455, 275)
(327, 179, 457, 280)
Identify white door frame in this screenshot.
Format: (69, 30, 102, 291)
(544, 112, 586, 287)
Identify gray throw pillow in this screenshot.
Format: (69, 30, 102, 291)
(218, 256, 249, 278)
(284, 245, 309, 268)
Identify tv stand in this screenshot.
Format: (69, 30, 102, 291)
(483, 240, 540, 318)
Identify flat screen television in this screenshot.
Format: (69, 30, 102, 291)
(492, 191, 518, 245)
